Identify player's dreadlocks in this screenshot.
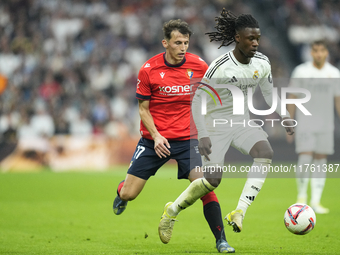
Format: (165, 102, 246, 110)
(206, 9, 259, 48)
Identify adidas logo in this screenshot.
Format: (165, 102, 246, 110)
(246, 196, 255, 201)
(228, 76, 238, 83)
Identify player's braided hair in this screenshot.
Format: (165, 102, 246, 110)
(162, 19, 192, 40)
(206, 9, 259, 48)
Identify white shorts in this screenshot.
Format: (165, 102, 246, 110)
(203, 125, 268, 166)
(295, 131, 334, 155)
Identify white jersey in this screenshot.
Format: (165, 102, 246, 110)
(192, 50, 287, 139)
(290, 61, 340, 132)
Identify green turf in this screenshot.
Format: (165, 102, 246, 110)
(0, 165, 339, 254)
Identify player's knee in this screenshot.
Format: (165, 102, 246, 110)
(205, 178, 221, 188)
(252, 147, 274, 159)
(260, 147, 274, 159)
(250, 141, 274, 159)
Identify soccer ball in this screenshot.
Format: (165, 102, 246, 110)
(284, 203, 316, 235)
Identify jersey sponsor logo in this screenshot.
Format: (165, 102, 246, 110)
(160, 72, 165, 79)
(253, 70, 259, 80)
(186, 69, 194, 79)
(197, 82, 223, 106)
(159, 84, 191, 94)
(144, 63, 150, 68)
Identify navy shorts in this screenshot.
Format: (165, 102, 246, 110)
(127, 138, 201, 180)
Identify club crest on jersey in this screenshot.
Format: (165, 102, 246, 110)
(186, 69, 194, 79)
(253, 70, 259, 80)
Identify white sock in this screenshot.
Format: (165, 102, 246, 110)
(310, 158, 327, 205)
(296, 154, 313, 202)
(168, 178, 215, 216)
(236, 158, 271, 216)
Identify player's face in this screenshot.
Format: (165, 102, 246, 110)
(162, 30, 189, 65)
(311, 44, 328, 68)
(235, 28, 261, 59)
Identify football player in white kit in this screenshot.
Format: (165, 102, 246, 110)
(287, 40, 340, 214)
(191, 9, 295, 233)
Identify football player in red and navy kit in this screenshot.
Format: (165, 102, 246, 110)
(113, 19, 234, 253)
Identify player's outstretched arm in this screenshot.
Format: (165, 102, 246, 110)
(259, 75, 294, 136)
(138, 99, 171, 158)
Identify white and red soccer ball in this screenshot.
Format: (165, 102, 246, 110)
(284, 203, 316, 235)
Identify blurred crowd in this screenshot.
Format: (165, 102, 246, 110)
(260, 0, 340, 67)
(0, 0, 339, 147)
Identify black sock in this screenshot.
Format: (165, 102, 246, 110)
(203, 201, 226, 242)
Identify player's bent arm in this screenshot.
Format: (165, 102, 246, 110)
(138, 99, 170, 158)
(259, 78, 294, 135)
(138, 99, 159, 139)
(261, 86, 291, 119)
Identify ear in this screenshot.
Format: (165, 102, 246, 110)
(162, 39, 168, 49)
(235, 33, 240, 43)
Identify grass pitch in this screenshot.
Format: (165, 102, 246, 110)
(0, 165, 339, 255)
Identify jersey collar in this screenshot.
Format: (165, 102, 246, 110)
(163, 53, 186, 67)
(229, 51, 252, 66)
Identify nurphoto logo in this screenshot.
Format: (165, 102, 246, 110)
(198, 83, 312, 128)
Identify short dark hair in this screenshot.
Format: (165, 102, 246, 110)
(311, 40, 327, 49)
(206, 9, 259, 48)
(162, 19, 192, 40)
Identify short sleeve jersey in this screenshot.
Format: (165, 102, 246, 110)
(136, 52, 208, 140)
(197, 51, 272, 123)
(290, 61, 340, 132)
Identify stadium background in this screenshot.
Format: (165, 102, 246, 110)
(0, 0, 339, 171)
